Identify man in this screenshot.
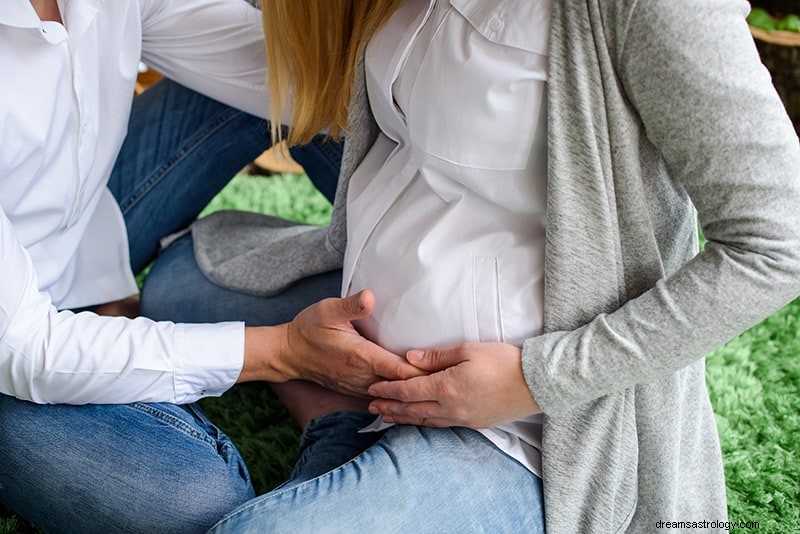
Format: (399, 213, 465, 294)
(0, 1, 417, 531)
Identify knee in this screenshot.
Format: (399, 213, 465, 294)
(0, 394, 56, 458)
(0, 397, 254, 533)
(140, 467, 254, 534)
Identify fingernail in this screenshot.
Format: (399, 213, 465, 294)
(368, 404, 379, 414)
(383, 416, 395, 424)
(407, 350, 424, 362)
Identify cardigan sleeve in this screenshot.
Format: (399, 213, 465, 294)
(522, 0, 800, 416)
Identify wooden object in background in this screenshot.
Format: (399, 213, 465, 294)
(750, 25, 800, 47)
(750, 25, 800, 134)
(135, 67, 163, 95)
(252, 143, 305, 175)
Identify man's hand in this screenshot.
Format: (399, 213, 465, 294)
(367, 342, 541, 429)
(92, 295, 140, 318)
(240, 290, 427, 397)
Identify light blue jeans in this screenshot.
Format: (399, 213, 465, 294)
(211, 413, 545, 534)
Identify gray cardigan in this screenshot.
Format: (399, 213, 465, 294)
(194, 0, 800, 531)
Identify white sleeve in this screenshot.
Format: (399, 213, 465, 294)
(0, 207, 244, 405)
(138, 0, 273, 119)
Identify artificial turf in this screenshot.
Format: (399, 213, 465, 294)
(1, 173, 797, 533)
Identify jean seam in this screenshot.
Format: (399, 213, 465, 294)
(130, 403, 217, 449)
(117, 108, 242, 215)
(213, 429, 390, 529)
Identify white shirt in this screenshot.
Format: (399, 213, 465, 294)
(345, 0, 552, 474)
(0, 0, 270, 404)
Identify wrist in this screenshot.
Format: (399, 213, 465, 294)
(239, 324, 293, 383)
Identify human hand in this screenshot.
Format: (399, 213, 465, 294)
(367, 342, 541, 429)
(92, 294, 140, 318)
(275, 290, 427, 397)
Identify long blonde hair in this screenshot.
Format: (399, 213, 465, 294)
(262, 0, 403, 145)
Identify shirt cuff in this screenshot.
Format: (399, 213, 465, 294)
(172, 321, 244, 403)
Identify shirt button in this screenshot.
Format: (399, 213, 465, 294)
(489, 17, 503, 31)
(81, 123, 89, 134)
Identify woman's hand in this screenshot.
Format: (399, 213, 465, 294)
(367, 342, 541, 429)
(240, 290, 427, 397)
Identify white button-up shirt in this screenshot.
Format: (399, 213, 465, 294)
(345, 0, 552, 474)
(0, 0, 270, 404)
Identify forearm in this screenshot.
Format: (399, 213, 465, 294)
(524, 0, 800, 416)
(239, 324, 290, 384)
(1, 304, 242, 405)
(523, 247, 800, 415)
(2, 207, 241, 405)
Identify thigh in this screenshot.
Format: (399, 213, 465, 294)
(109, 79, 272, 274)
(0, 395, 254, 534)
(109, 79, 343, 274)
(210, 423, 545, 533)
(140, 233, 342, 325)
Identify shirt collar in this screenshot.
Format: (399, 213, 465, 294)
(1, 1, 104, 42)
(63, 0, 103, 41)
(0, 1, 104, 27)
(0, 1, 41, 29)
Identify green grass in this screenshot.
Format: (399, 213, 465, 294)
(2, 174, 798, 532)
(748, 7, 800, 33)
(707, 300, 800, 531)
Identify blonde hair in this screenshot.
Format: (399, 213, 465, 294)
(262, 0, 403, 145)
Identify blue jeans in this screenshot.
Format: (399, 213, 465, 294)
(140, 233, 342, 325)
(211, 412, 545, 534)
(0, 399, 255, 533)
(0, 79, 343, 533)
(107, 78, 342, 273)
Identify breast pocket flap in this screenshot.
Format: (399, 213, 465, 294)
(449, 0, 551, 56)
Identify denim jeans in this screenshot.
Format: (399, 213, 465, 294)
(140, 233, 342, 325)
(107, 77, 342, 273)
(0, 79, 343, 533)
(0, 398, 255, 533)
(210, 412, 546, 534)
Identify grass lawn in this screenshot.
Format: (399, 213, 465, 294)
(1, 173, 798, 532)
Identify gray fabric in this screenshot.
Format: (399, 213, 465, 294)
(192, 51, 377, 296)
(522, 1, 800, 531)
(324, 50, 381, 259)
(194, 0, 800, 531)
(193, 211, 340, 296)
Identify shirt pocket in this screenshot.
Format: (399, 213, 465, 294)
(449, 0, 551, 56)
(468, 248, 545, 347)
(405, 0, 551, 171)
(471, 254, 505, 343)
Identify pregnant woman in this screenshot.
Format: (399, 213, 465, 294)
(174, 1, 800, 532)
